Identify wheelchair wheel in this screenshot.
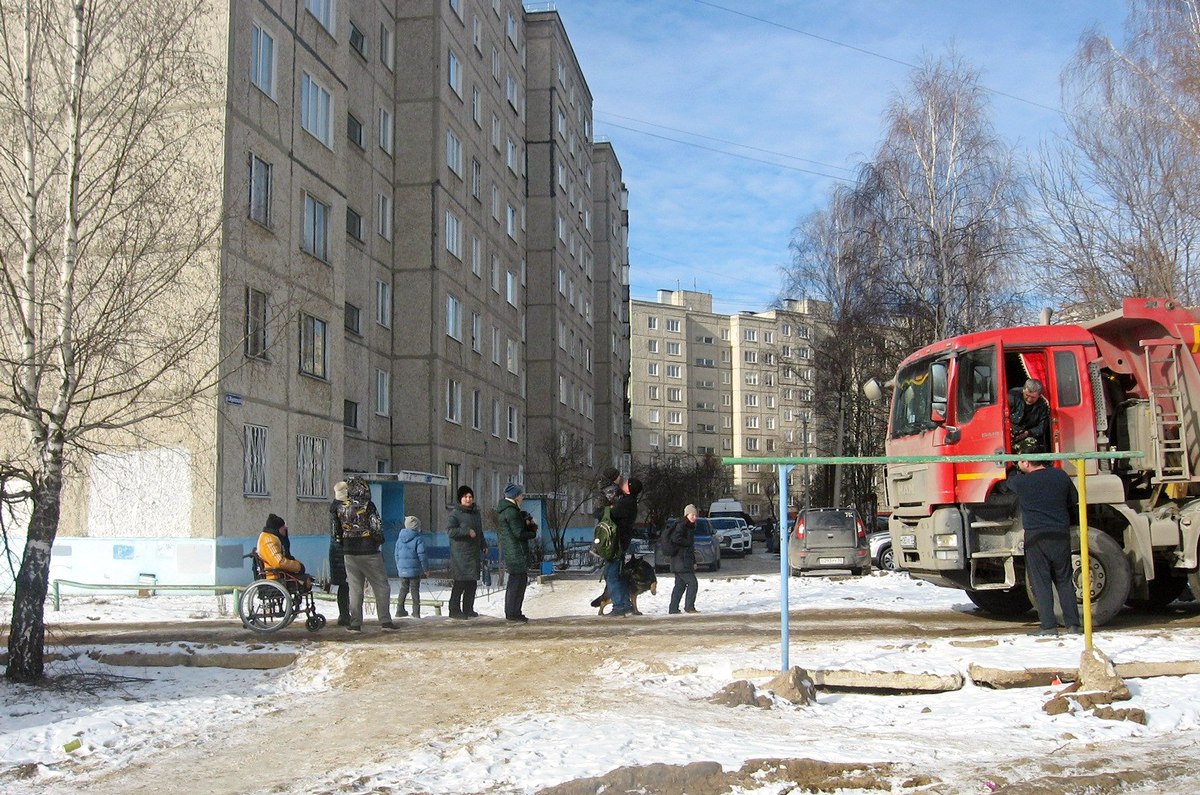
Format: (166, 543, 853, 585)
(305, 614, 327, 632)
(239, 579, 295, 633)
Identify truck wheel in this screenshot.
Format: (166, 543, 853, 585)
(1128, 571, 1186, 610)
(1070, 530, 1132, 626)
(966, 586, 1032, 617)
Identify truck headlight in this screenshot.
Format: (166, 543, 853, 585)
(935, 534, 958, 549)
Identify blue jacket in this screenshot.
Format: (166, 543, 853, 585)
(394, 529, 427, 577)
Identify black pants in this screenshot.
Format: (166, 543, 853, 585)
(336, 584, 350, 623)
(1026, 531, 1081, 630)
(450, 579, 478, 617)
(505, 571, 529, 620)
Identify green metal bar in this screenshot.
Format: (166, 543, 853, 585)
(53, 579, 59, 612)
(723, 451, 1143, 466)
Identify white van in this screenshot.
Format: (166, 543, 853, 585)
(708, 498, 745, 518)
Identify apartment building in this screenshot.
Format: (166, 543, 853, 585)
(629, 290, 824, 519)
(39, 1, 629, 586)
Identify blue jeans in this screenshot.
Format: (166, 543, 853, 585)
(604, 558, 631, 613)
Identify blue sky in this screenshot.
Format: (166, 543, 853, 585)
(545, 0, 1130, 314)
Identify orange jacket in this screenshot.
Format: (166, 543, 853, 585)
(257, 531, 303, 577)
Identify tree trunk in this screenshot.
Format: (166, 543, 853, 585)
(5, 471, 63, 682)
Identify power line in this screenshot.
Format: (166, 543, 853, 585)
(690, 0, 1065, 116)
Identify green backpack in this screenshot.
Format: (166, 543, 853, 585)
(591, 506, 620, 562)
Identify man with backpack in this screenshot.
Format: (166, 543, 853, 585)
(600, 477, 642, 617)
(667, 504, 701, 614)
(335, 477, 396, 633)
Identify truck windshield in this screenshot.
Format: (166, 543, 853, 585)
(890, 359, 939, 438)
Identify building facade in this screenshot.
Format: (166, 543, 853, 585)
(629, 290, 825, 520)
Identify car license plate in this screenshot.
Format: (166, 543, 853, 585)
(818, 557, 844, 565)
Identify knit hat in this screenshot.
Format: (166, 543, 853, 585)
(600, 466, 620, 484)
(683, 504, 698, 518)
(334, 481, 349, 500)
(456, 485, 474, 500)
(404, 515, 421, 530)
(504, 483, 524, 499)
(265, 513, 285, 531)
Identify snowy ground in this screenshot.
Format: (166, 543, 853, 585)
(3, 572, 1200, 794)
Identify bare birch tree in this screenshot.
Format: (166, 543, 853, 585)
(1028, 0, 1200, 316)
(0, 0, 222, 681)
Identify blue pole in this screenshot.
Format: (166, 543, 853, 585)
(778, 464, 792, 671)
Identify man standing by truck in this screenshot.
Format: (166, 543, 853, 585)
(1005, 441, 1083, 636)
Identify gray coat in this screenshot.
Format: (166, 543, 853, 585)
(668, 518, 696, 573)
(447, 505, 486, 580)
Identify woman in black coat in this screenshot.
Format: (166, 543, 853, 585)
(447, 485, 487, 618)
(329, 480, 350, 626)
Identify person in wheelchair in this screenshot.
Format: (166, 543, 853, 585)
(258, 513, 312, 593)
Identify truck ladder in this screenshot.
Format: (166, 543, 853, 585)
(1143, 342, 1192, 482)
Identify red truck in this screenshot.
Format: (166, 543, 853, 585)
(869, 297, 1200, 625)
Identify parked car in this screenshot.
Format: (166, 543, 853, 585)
(869, 525, 899, 571)
(653, 517, 721, 573)
(788, 507, 871, 576)
(755, 520, 781, 553)
(708, 517, 752, 557)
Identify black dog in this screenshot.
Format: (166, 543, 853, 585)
(590, 554, 658, 615)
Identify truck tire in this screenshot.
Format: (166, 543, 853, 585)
(1128, 571, 1187, 610)
(1069, 530, 1132, 627)
(966, 586, 1032, 617)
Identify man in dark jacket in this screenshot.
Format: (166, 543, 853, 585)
(447, 485, 487, 619)
(497, 483, 536, 622)
(667, 504, 700, 614)
(1006, 443, 1082, 636)
(328, 481, 351, 626)
(1008, 378, 1050, 450)
(603, 477, 643, 617)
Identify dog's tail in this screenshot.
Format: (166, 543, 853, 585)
(589, 590, 607, 608)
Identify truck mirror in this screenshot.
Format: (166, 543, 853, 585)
(862, 378, 883, 401)
(930, 361, 948, 423)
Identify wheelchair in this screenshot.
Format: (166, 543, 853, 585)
(239, 553, 327, 634)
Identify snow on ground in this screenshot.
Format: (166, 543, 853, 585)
(3, 572, 1200, 794)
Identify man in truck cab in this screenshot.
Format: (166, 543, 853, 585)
(1008, 378, 1050, 450)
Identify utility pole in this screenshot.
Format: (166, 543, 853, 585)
(801, 415, 811, 510)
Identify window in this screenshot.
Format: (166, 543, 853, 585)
(343, 399, 359, 429)
(492, 399, 501, 437)
(667, 387, 682, 402)
(349, 21, 366, 57)
(745, 373, 759, 386)
(667, 342, 680, 356)
(764, 330, 774, 344)
(447, 49, 462, 96)
(491, 326, 500, 364)
(506, 339, 518, 373)
(506, 204, 516, 238)
(507, 405, 518, 441)
(471, 312, 481, 352)
(746, 416, 760, 429)
(344, 303, 361, 334)
(445, 210, 461, 258)
(647, 316, 658, 330)
(745, 437, 760, 451)
(302, 194, 328, 261)
(744, 350, 758, 364)
(648, 385, 660, 400)
(346, 206, 363, 240)
(447, 130, 462, 176)
(299, 314, 327, 378)
(296, 433, 329, 499)
(743, 329, 757, 342)
(376, 193, 391, 240)
(473, 16, 482, 51)
(472, 86, 481, 125)
(300, 72, 332, 147)
(446, 379, 462, 423)
(379, 24, 393, 70)
(667, 433, 683, 448)
(375, 369, 390, 416)
(375, 280, 391, 327)
(378, 107, 392, 153)
(668, 410, 682, 424)
(450, 0, 463, 19)
(745, 394, 759, 407)
(666, 365, 681, 379)
(305, 0, 334, 34)
(446, 294, 462, 340)
(347, 113, 363, 147)
(666, 319, 680, 332)
(470, 158, 481, 198)
(248, 154, 271, 226)
(647, 363, 658, 377)
(250, 24, 275, 98)
(505, 270, 516, 305)
(471, 389, 482, 430)
(471, 236, 481, 275)
(243, 424, 268, 495)
(245, 287, 268, 359)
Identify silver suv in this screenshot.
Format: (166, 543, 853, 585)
(788, 507, 871, 576)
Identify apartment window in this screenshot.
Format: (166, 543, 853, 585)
(666, 319, 680, 332)
(491, 326, 500, 364)
(667, 433, 683, 448)
(507, 405, 518, 441)
(344, 303, 361, 334)
(647, 339, 658, 354)
(296, 433, 329, 499)
(764, 330, 774, 344)
(745, 437, 760, 452)
(470, 158, 481, 198)
(743, 329, 757, 342)
(491, 184, 500, 220)
(349, 21, 366, 57)
(666, 365, 681, 379)
(471, 236, 481, 275)
(248, 154, 271, 226)
(745, 372, 759, 386)
(667, 342, 680, 356)
(299, 314, 327, 378)
(472, 86, 481, 125)
(471, 312, 481, 352)
(667, 387, 682, 402)
(490, 255, 500, 293)
(506, 204, 516, 238)
(744, 350, 758, 364)
(647, 316, 657, 330)
(346, 206, 363, 240)
(376, 193, 391, 240)
(746, 416, 760, 429)
(745, 394, 759, 407)
(472, 16, 482, 50)
(721, 329, 730, 341)
(343, 399, 359, 429)
(300, 72, 332, 147)
(305, 0, 334, 34)
(243, 424, 268, 496)
(668, 410, 682, 424)
(471, 389, 482, 430)
(506, 137, 517, 172)
(347, 113, 363, 147)
(506, 339, 518, 374)
(378, 107, 392, 153)
(448, 49, 462, 96)
(492, 399, 501, 437)
(447, 130, 463, 176)
(648, 409, 660, 424)
(446, 379, 462, 423)
(250, 24, 275, 98)
(647, 363, 659, 377)
(447, 294, 462, 341)
(558, 376, 567, 404)
(648, 385, 660, 400)
(375, 280, 391, 327)
(375, 369, 390, 416)
(505, 270, 516, 305)
(245, 287, 268, 359)
(302, 193, 328, 261)
(445, 210, 461, 258)
(491, 114, 500, 149)
(379, 24, 394, 70)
